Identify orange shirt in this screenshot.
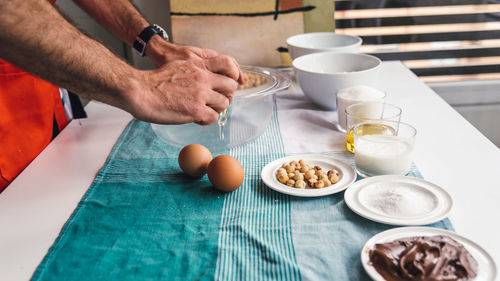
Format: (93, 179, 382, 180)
(0, 0, 67, 192)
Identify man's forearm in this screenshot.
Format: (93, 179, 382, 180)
(73, 0, 149, 46)
(0, 0, 242, 126)
(0, 0, 141, 112)
(73, 0, 177, 65)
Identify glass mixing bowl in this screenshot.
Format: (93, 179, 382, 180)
(151, 66, 291, 152)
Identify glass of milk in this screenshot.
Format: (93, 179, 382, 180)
(345, 102, 402, 153)
(353, 121, 417, 177)
(336, 85, 386, 132)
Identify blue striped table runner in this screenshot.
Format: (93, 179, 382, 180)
(31, 102, 452, 281)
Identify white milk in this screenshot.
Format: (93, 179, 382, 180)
(354, 135, 414, 176)
(336, 85, 385, 131)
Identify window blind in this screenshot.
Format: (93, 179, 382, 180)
(335, 0, 500, 82)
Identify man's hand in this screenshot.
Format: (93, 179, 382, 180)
(72, 0, 244, 87)
(147, 36, 245, 84)
(128, 57, 238, 125)
(0, 0, 242, 126)
(73, 0, 244, 84)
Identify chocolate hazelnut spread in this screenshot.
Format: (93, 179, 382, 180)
(369, 235, 478, 281)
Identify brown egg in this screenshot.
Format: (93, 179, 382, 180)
(178, 144, 213, 178)
(207, 155, 244, 192)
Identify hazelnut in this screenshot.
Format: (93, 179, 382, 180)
(277, 173, 289, 184)
(316, 170, 327, 177)
(329, 174, 340, 184)
(299, 165, 310, 173)
(305, 170, 316, 180)
(314, 180, 325, 189)
(307, 179, 317, 187)
(278, 160, 335, 188)
(322, 179, 332, 187)
(327, 169, 339, 177)
(295, 180, 306, 189)
(284, 164, 294, 173)
(293, 172, 304, 181)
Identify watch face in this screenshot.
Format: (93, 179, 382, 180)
(153, 24, 169, 41)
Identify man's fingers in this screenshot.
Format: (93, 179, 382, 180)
(194, 106, 219, 126)
(204, 55, 241, 82)
(208, 72, 238, 99)
(205, 90, 230, 114)
(199, 47, 219, 59)
(232, 57, 245, 85)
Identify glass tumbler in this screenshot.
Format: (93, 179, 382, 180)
(336, 85, 386, 132)
(353, 120, 417, 177)
(345, 102, 402, 153)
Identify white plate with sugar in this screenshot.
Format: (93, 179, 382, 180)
(344, 175, 453, 225)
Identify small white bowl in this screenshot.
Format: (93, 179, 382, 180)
(287, 32, 362, 60)
(293, 52, 382, 110)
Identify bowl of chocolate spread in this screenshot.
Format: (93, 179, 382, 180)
(369, 235, 477, 281)
(361, 227, 497, 281)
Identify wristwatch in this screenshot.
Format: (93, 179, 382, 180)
(133, 24, 169, 57)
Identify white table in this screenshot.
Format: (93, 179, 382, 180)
(1, 61, 499, 280)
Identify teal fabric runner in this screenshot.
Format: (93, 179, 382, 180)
(32, 104, 452, 281)
(214, 109, 300, 280)
(32, 121, 227, 281)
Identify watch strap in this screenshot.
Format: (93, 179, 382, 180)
(133, 24, 168, 57)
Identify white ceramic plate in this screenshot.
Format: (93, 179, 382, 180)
(361, 227, 497, 281)
(260, 154, 356, 197)
(344, 175, 453, 226)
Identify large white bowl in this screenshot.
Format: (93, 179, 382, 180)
(293, 52, 382, 110)
(287, 32, 362, 59)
